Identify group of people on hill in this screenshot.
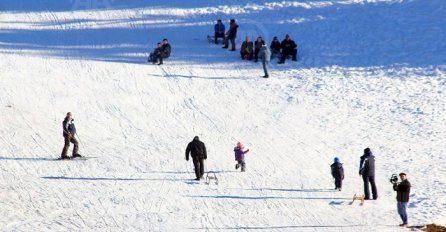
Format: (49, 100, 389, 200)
(60, 114, 411, 227)
(148, 38, 172, 65)
(330, 147, 411, 227)
(213, 19, 299, 78)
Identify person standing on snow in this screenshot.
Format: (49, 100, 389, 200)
(259, 44, 271, 78)
(60, 112, 82, 159)
(393, 173, 411, 227)
(359, 147, 378, 200)
(331, 157, 344, 191)
(222, 19, 239, 51)
(185, 136, 207, 180)
(234, 142, 250, 172)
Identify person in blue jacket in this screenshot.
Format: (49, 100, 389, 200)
(214, 19, 225, 44)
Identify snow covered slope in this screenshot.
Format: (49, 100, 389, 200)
(0, 0, 445, 231)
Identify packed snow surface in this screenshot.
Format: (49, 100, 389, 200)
(0, 0, 445, 231)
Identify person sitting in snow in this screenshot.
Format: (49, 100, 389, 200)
(234, 142, 250, 172)
(148, 42, 162, 64)
(254, 36, 265, 62)
(214, 19, 225, 44)
(240, 36, 253, 60)
(331, 157, 344, 191)
(156, 38, 171, 65)
(278, 34, 298, 64)
(269, 36, 281, 59)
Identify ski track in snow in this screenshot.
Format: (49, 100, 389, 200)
(1, 0, 446, 231)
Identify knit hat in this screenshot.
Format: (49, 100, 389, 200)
(193, 136, 199, 140)
(334, 157, 340, 163)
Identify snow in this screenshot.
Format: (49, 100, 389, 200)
(0, 0, 445, 231)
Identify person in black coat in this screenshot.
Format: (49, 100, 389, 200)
(240, 36, 254, 60)
(253, 36, 265, 62)
(278, 34, 298, 64)
(331, 157, 344, 191)
(156, 38, 171, 65)
(185, 136, 207, 180)
(359, 147, 378, 200)
(393, 173, 411, 227)
(269, 36, 281, 59)
(222, 19, 239, 51)
(60, 112, 81, 159)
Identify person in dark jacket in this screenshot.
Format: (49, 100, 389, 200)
(270, 36, 281, 59)
(278, 34, 298, 64)
(359, 147, 378, 200)
(148, 42, 162, 64)
(185, 136, 207, 180)
(60, 112, 81, 159)
(234, 142, 250, 172)
(156, 38, 171, 65)
(331, 157, 344, 191)
(214, 19, 225, 44)
(222, 19, 239, 51)
(253, 36, 265, 62)
(240, 36, 253, 60)
(393, 173, 411, 227)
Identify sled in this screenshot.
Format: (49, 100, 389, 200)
(207, 35, 224, 44)
(205, 171, 218, 185)
(351, 193, 365, 206)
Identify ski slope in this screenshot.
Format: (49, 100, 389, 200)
(0, 0, 445, 231)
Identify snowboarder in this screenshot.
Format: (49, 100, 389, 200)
(185, 136, 207, 180)
(234, 142, 250, 172)
(393, 173, 411, 227)
(359, 147, 378, 200)
(214, 19, 225, 44)
(278, 34, 298, 64)
(253, 36, 265, 62)
(331, 157, 344, 191)
(240, 36, 253, 60)
(148, 42, 162, 64)
(222, 19, 238, 51)
(258, 44, 271, 78)
(156, 38, 171, 65)
(60, 112, 82, 159)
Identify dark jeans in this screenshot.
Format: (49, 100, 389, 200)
(363, 175, 378, 199)
(214, 32, 225, 44)
(334, 177, 343, 189)
(61, 135, 79, 158)
(254, 49, 260, 62)
(156, 53, 169, 64)
(148, 52, 158, 63)
(397, 202, 408, 224)
(192, 156, 205, 179)
(279, 49, 297, 63)
(236, 160, 246, 172)
(224, 37, 236, 50)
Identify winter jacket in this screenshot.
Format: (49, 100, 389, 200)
(214, 23, 225, 33)
(280, 39, 297, 53)
(185, 139, 207, 159)
(393, 179, 411, 202)
(259, 46, 271, 62)
(62, 117, 76, 137)
(359, 150, 375, 176)
(254, 39, 265, 52)
(240, 41, 253, 54)
(270, 40, 281, 53)
(161, 43, 171, 58)
(331, 162, 344, 179)
(234, 147, 249, 161)
(227, 22, 239, 39)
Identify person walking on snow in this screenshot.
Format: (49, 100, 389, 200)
(393, 173, 411, 227)
(185, 136, 207, 180)
(60, 112, 82, 159)
(331, 157, 344, 191)
(234, 142, 250, 172)
(359, 147, 378, 200)
(259, 44, 271, 78)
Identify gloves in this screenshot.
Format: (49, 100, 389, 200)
(186, 157, 189, 161)
(204, 157, 207, 160)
